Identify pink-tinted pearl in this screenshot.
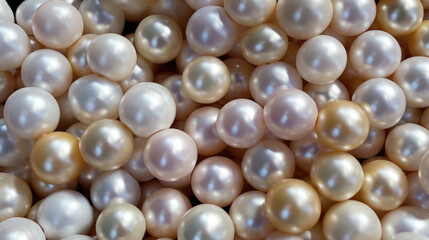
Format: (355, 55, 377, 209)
(122, 137, 154, 182)
(220, 58, 254, 104)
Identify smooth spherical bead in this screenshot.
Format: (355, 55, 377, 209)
(16, 0, 50, 35)
(0, 173, 32, 221)
(79, 119, 133, 171)
(176, 39, 200, 73)
(0, 0, 13, 22)
(219, 58, 253, 103)
(323, 200, 382, 240)
(67, 34, 97, 77)
(32, 1, 83, 49)
(224, 0, 275, 27)
(264, 88, 318, 140)
(303, 80, 350, 109)
(0, 119, 34, 168)
(0, 217, 45, 240)
(348, 128, 385, 159)
(408, 20, 429, 57)
(79, 0, 125, 34)
(405, 172, 429, 211)
(62, 235, 94, 240)
(185, 0, 222, 10)
(122, 137, 154, 182)
(66, 122, 87, 140)
(290, 131, 329, 172)
(148, 0, 194, 33)
(381, 206, 429, 240)
(119, 55, 153, 92)
(315, 100, 369, 151)
(330, 0, 376, 36)
(177, 204, 235, 240)
(242, 140, 295, 191)
(296, 35, 347, 85)
(0, 22, 31, 71)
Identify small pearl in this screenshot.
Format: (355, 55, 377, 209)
(185, 0, 223, 10)
(175, 39, 200, 73)
(110, 0, 149, 22)
(419, 152, 429, 195)
(348, 128, 385, 159)
(0, 71, 15, 103)
(405, 172, 429, 211)
(30, 171, 78, 198)
(119, 55, 153, 92)
(290, 131, 330, 172)
(220, 58, 254, 104)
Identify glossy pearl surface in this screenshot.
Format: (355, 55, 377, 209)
(220, 58, 254, 103)
(290, 131, 329, 172)
(30, 172, 78, 198)
(0, 173, 32, 221)
(409, 20, 429, 56)
(0, 22, 31, 71)
(176, 39, 200, 73)
(224, 0, 275, 27)
(381, 206, 429, 240)
(348, 128, 385, 159)
(405, 172, 429, 211)
(16, 0, 50, 35)
(304, 80, 349, 110)
(119, 55, 153, 92)
(330, 0, 376, 36)
(122, 137, 153, 182)
(0, 217, 45, 240)
(419, 151, 429, 194)
(0, 119, 34, 167)
(79, 0, 125, 34)
(0, 0, 13, 22)
(67, 34, 97, 77)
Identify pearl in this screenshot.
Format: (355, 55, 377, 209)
(323, 200, 382, 240)
(78, 164, 101, 192)
(122, 137, 154, 182)
(26, 200, 42, 222)
(224, 0, 276, 27)
(62, 235, 94, 240)
(385, 123, 429, 171)
(30, 171, 78, 198)
(216, 99, 265, 148)
(405, 172, 429, 211)
(421, 108, 429, 129)
(109, 0, 149, 22)
(0, 22, 31, 71)
(159, 171, 192, 189)
(143, 188, 192, 238)
(119, 55, 153, 92)
(276, 0, 333, 40)
(330, 0, 376, 36)
(79, 0, 125, 34)
(349, 30, 402, 79)
(177, 204, 235, 240)
(408, 20, 429, 57)
(4, 87, 60, 139)
(303, 80, 350, 109)
(249, 62, 303, 106)
(242, 140, 295, 191)
(266, 224, 325, 240)
(220, 58, 254, 104)
(96, 202, 146, 240)
(394, 233, 429, 240)
(144, 128, 197, 181)
(296, 35, 347, 85)
(37, 190, 93, 239)
(0, 173, 32, 221)
(66, 122, 87, 140)
(139, 179, 163, 207)
(381, 206, 429, 239)
(0, 218, 45, 240)
(64, 0, 82, 9)
(352, 78, 406, 129)
(191, 156, 243, 207)
(119, 82, 176, 138)
(87, 33, 136, 81)
(0, 0, 13, 22)
(315, 100, 369, 151)
(79, 119, 133, 171)
(290, 131, 330, 172)
(185, 0, 223, 10)
(229, 191, 275, 240)
(56, 92, 79, 131)
(90, 169, 141, 211)
(182, 56, 231, 104)
(32, 1, 83, 49)
(148, 0, 194, 33)
(186, 6, 238, 56)
(264, 88, 318, 140)
(241, 23, 288, 65)
(0, 119, 34, 168)
(419, 151, 429, 195)
(348, 128, 385, 159)
(15, 0, 50, 35)
(67, 34, 97, 77)
(68, 74, 123, 124)
(0, 71, 15, 104)
(176, 39, 200, 73)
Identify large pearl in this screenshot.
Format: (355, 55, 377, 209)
(330, 0, 376, 36)
(249, 62, 302, 106)
(15, 0, 50, 35)
(419, 151, 429, 194)
(191, 156, 243, 207)
(67, 34, 97, 77)
(229, 191, 275, 240)
(37, 190, 93, 239)
(348, 128, 385, 159)
(122, 137, 153, 182)
(385, 123, 429, 171)
(186, 6, 238, 56)
(90, 169, 141, 211)
(352, 78, 406, 129)
(296, 35, 347, 85)
(290, 131, 329, 172)
(224, 0, 275, 27)
(0, 71, 15, 103)
(303, 80, 350, 109)
(406, 172, 429, 211)
(96, 202, 146, 240)
(276, 0, 333, 40)
(142, 188, 191, 238)
(79, 0, 125, 34)
(381, 206, 429, 239)
(323, 200, 382, 240)
(349, 30, 401, 79)
(0, 119, 34, 167)
(144, 128, 197, 181)
(216, 99, 265, 148)
(264, 88, 318, 140)
(0, 173, 32, 221)
(265, 179, 321, 233)
(32, 1, 83, 49)
(220, 58, 254, 104)
(0, 22, 31, 71)
(242, 140, 295, 191)
(119, 55, 153, 92)
(0, 217, 45, 240)
(30, 171, 78, 198)
(315, 100, 369, 151)
(119, 82, 176, 138)
(0, 0, 13, 22)
(310, 152, 363, 201)
(408, 20, 429, 57)
(177, 204, 235, 240)
(79, 119, 133, 171)
(4, 87, 59, 139)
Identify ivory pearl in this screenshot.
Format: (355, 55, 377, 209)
(0, 0, 13, 22)
(0, 119, 34, 168)
(0, 173, 32, 221)
(224, 0, 276, 27)
(405, 172, 429, 211)
(66, 122, 87, 140)
(185, 0, 223, 10)
(0, 22, 31, 71)
(148, 0, 194, 33)
(119, 55, 153, 92)
(15, 0, 50, 35)
(303, 80, 350, 109)
(408, 20, 429, 57)
(79, 0, 125, 34)
(330, 0, 376, 36)
(62, 235, 94, 240)
(122, 137, 154, 182)
(348, 128, 385, 159)
(381, 206, 429, 240)
(419, 151, 429, 194)
(176, 39, 199, 73)
(0, 217, 45, 240)
(67, 34, 97, 77)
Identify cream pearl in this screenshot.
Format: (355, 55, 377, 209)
(242, 140, 295, 192)
(296, 35, 347, 85)
(119, 55, 153, 92)
(409, 20, 429, 56)
(21, 49, 73, 97)
(68, 74, 123, 124)
(224, 0, 275, 27)
(349, 30, 401, 79)
(79, 119, 133, 171)
(26, 200, 42, 222)
(15, 0, 50, 35)
(349, 128, 385, 159)
(177, 204, 235, 240)
(0, 218, 45, 240)
(90, 169, 141, 211)
(0, 0, 13, 22)
(0, 119, 34, 168)
(0, 22, 31, 71)
(139, 179, 163, 207)
(96, 202, 146, 240)
(30, 171, 78, 198)
(4, 87, 60, 139)
(352, 78, 406, 129)
(229, 191, 275, 240)
(264, 88, 318, 140)
(381, 206, 429, 240)
(249, 62, 302, 106)
(385, 123, 429, 171)
(79, 0, 125, 34)
(32, 1, 83, 49)
(143, 188, 192, 238)
(119, 82, 176, 138)
(323, 200, 382, 240)
(0, 173, 32, 221)
(122, 137, 154, 182)
(330, 0, 376, 36)
(220, 58, 254, 104)
(148, 0, 194, 32)
(276, 0, 333, 40)
(393, 56, 429, 108)
(266, 225, 325, 240)
(241, 24, 288, 65)
(67, 34, 97, 77)
(0, 71, 15, 103)
(176, 40, 200, 73)
(37, 190, 93, 239)
(290, 131, 329, 172)
(406, 172, 429, 211)
(66, 122, 87, 140)
(186, 6, 238, 56)
(303, 80, 350, 109)
(0, 160, 32, 184)
(420, 151, 429, 194)
(191, 156, 243, 207)
(144, 128, 197, 181)
(216, 99, 265, 148)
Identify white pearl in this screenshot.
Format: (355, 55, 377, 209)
(0, 217, 45, 240)
(0, 22, 31, 71)
(0, 0, 14, 22)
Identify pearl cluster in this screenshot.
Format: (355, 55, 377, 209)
(1, 0, 429, 239)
